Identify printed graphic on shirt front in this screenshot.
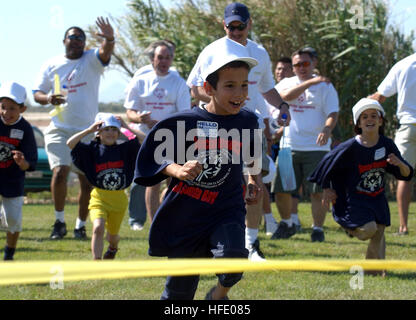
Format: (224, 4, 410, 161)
(0, 136, 19, 169)
(95, 161, 126, 190)
(356, 160, 386, 196)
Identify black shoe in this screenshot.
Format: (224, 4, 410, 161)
(50, 220, 67, 239)
(271, 221, 296, 239)
(103, 247, 118, 260)
(74, 226, 87, 240)
(248, 239, 266, 261)
(311, 229, 325, 242)
(204, 286, 229, 300)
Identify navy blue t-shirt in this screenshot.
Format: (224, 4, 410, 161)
(308, 135, 413, 228)
(134, 106, 260, 257)
(0, 117, 37, 197)
(71, 138, 140, 190)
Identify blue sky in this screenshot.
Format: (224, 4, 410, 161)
(1, 0, 415, 105)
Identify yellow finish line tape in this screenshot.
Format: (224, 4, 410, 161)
(1, 259, 416, 286)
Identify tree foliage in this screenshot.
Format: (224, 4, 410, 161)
(87, 0, 414, 140)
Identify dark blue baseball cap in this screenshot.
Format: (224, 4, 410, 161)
(224, 2, 250, 25)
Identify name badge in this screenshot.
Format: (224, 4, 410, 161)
(197, 121, 218, 138)
(374, 147, 386, 160)
(10, 129, 24, 140)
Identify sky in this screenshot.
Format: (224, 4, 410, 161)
(1, 0, 416, 106)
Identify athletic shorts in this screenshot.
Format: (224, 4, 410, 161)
(44, 123, 93, 172)
(272, 150, 327, 194)
(395, 124, 416, 170)
(0, 196, 24, 233)
(89, 188, 128, 235)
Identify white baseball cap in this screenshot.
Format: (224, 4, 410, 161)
(202, 38, 258, 81)
(0, 82, 27, 104)
(352, 98, 385, 124)
(95, 112, 121, 130)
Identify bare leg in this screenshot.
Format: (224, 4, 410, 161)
(274, 192, 292, 220)
(211, 281, 231, 300)
(145, 183, 161, 222)
(311, 192, 326, 227)
(51, 165, 70, 212)
(6, 232, 19, 248)
(78, 173, 92, 221)
(396, 180, 412, 233)
(91, 218, 105, 260)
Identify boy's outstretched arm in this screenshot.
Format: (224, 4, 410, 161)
(162, 160, 203, 181)
(67, 121, 102, 150)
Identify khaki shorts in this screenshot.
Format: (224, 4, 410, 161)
(395, 124, 416, 169)
(0, 196, 24, 233)
(44, 124, 93, 172)
(89, 188, 128, 236)
(272, 150, 327, 194)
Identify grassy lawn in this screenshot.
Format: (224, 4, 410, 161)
(1, 200, 416, 300)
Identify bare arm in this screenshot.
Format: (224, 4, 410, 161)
(96, 17, 115, 65)
(262, 88, 291, 126)
(11, 150, 30, 171)
(316, 112, 339, 146)
(67, 121, 102, 149)
(280, 76, 330, 101)
(162, 160, 203, 181)
(33, 90, 65, 106)
(192, 85, 211, 104)
(368, 92, 387, 104)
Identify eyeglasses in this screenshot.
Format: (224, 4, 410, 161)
(293, 61, 311, 68)
(67, 34, 85, 41)
(226, 23, 247, 31)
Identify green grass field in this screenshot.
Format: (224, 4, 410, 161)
(1, 200, 416, 300)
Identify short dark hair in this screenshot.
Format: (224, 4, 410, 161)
(206, 60, 250, 89)
(291, 49, 314, 60)
(64, 26, 86, 41)
(0, 97, 24, 108)
(277, 57, 292, 65)
(354, 113, 386, 135)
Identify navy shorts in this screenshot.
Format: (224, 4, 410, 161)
(160, 222, 248, 300)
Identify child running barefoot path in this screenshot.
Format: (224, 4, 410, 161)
(134, 44, 262, 300)
(309, 98, 412, 275)
(0, 82, 37, 261)
(67, 113, 144, 260)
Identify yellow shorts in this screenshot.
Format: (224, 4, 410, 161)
(89, 188, 128, 235)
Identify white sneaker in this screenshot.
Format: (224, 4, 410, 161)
(248, 239, 266, 261)
(266, 221, 278, 236)
(131, 223, 144, 231)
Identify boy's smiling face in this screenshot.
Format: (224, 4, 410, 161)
(358, 108, 383, 134)
(0, 98, 26, 125)
(205, 66, 249, 116)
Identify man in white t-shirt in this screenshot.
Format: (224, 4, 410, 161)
(187, 2, 290, 262)
(33, 17, 115, 240)
(369, 53, 416, 236)
(124, 40, 191, 223)
(271, 48, 339, 243)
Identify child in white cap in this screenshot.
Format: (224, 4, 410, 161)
(0, 82, 38, 260)
(309, 98, 413, 275)
(67, 113, 144, 260)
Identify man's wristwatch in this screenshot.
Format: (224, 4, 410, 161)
(278, 101, 289, 110)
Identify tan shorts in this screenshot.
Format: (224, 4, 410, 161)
(394, 124, 416, 169)
(44, 124, 93, 172)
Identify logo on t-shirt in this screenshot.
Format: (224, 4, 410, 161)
(0, 143, 12, 162)
(153, 88, 166, 99)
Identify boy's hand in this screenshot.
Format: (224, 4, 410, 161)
(176, 160, 203, 181)
(89, 120, 103, 133)
(245, 176, 262, 205)
(12, 150, 29, 170)
(322, 188, 337, 211)
(387, 153, 411, 177)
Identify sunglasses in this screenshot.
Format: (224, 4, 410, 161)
(293, 61, 311, 68)
(67, 34, 85, 41)
(226, 23, 247, 31)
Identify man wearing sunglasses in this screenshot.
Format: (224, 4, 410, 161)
(187, 2, 290, 262)
(32, 17, 115, 241)
(271, 48, 339, 243)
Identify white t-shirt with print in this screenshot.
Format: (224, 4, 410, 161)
(124, 70, 191, 135)
(187, 36, 274, 121)
(276, 76, 339, 151)
(33, 49, 107, 131)
(377, 53, 416, 124)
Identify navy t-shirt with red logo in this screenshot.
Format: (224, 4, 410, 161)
(0, 117, 37, 197)
(134, 106, 260, 257)
(308, 135, 413, 229)
(71, 138, 140, 190)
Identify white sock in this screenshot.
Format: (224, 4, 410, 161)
(291, 213, 300, 225)
(55, 210, 65, 223)
(313, 226, 323, 232)
(75, 218, 86, 229)
(245, 228, 259, 249)
(281, 218, 293, 227)
(264, 213, 277, 225)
